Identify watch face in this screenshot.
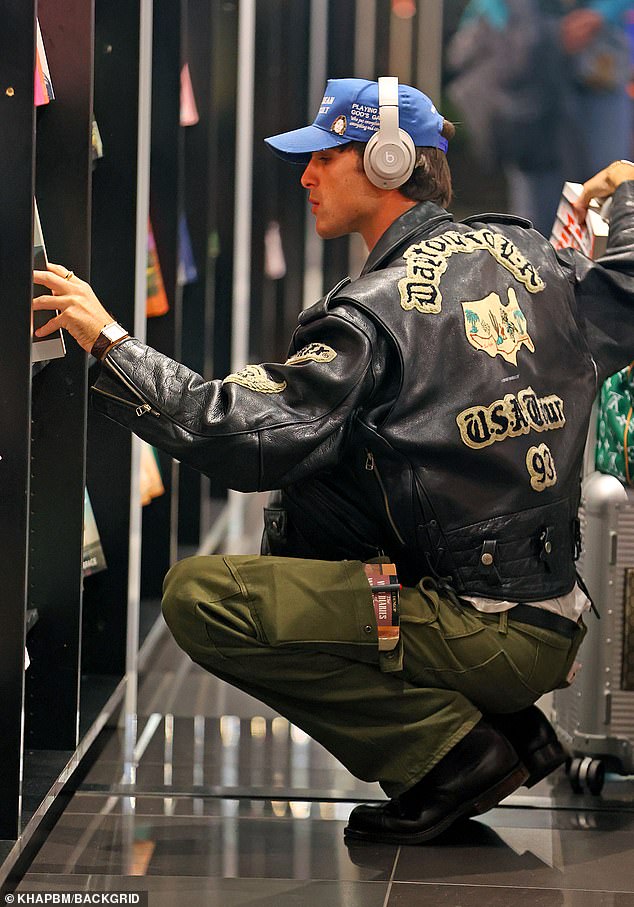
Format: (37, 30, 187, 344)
(103, 323, 127, 343)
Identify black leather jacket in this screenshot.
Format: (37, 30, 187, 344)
(93, 185, 634, 596)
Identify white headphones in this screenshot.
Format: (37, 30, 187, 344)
(363, 77, 416, 190)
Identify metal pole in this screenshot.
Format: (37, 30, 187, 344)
(228, 0, 256, 547)
(122, 0, 153, 782)
(302, 0, 328, 309)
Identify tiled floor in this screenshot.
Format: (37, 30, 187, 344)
(12, 629, 634, 906)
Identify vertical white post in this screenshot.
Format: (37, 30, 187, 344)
(122, 0, 153, 781)
(354, 0, 376, 78)
(417, 0, 444, 101)
(302, 0, 328, 309)
(389, 7, 413, 84)
(228, 0, 256, 547)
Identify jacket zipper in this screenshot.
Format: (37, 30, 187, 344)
(92, 386, 160, 417)
(365, 450, 406, 546)
(97, 357, 161, 417)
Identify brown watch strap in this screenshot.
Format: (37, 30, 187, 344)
(91, 327, 129, 360)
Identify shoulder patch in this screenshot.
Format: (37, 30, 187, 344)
(285, 343, 337, 365)
(223, 364, 287, 394)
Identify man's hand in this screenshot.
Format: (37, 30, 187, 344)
(572, 160, 634, 224)
(33, 263, 115, 353)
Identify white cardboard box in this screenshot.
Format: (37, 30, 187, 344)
(549, 181, 609, 260)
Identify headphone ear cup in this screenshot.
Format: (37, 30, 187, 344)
(363, 129, 416, 189)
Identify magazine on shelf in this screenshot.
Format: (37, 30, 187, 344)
(146, 219, 169, 317)
(91, 115, 104, 164)
(140, 442, 165, 506)
(34, 19, 54, 106)
(549, 181, 610, 259)
(32, 199, 66, 362)
(83, 490, 107, 577)
(177, 213, 198, 286)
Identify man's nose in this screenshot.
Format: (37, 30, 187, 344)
(301, 159, 316, 188)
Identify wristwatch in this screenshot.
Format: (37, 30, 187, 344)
(91, 321, 130, 360)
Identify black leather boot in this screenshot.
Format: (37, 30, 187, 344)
(488, 706, 567, 787)
(344, 719, 528, 845)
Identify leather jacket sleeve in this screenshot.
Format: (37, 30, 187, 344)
(91, 305, 378, 491)
(559, 180, 634, 384)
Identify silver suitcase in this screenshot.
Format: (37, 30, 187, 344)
(553, 470, 634, 793)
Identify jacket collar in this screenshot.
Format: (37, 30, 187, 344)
(360, 201, 453, 276)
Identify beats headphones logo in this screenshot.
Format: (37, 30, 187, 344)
(363, 77, 415, 188)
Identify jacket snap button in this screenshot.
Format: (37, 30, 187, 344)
(364, 625, 373, 634)
(481, 553, 494, 566)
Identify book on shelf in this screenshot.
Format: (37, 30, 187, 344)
(83, 489, 107, 577)
(549, 181, 610, 260)
(32, 199, 66, 362)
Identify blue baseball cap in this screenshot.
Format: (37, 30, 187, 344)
(265, 78, 447, 164)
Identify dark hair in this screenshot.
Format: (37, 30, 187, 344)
(342, 119, 455, 208)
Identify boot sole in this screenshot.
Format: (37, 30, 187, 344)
(523, 741, 567, 788)
(343, 763, 529, 846)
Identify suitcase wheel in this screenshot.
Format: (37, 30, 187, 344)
(567, 756, 606, 795)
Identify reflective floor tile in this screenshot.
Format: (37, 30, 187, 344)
(506, 770, 634, 811)
(393, 816, 634, 892)
(481, 805, 634, 832)
(387, 883, 634, 906)
(15, 875, 391, 907)
(27, 808, 396, 881)
(63, 796, 359, 821)
(80, 715, 383, 802)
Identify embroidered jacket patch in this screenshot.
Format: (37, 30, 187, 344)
(456, 386, 565, 449)
(399, 228, 545, 315)
(462, 287, 535, 365)
(285, 343, 337, 365)
(223, 364, 287, 394)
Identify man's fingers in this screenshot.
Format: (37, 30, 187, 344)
(47, 261, 86, 283)
(33, 292, 75, 311)
(34, 314, 63, 338)
(33, 268, 72, 294)
(573, 160, 634, 223)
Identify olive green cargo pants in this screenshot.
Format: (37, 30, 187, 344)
(162, 554, 585, 797)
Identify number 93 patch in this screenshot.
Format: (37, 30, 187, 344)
(526, 443, 557, 492)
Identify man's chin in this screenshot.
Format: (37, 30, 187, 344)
(315, 222, 345, 240)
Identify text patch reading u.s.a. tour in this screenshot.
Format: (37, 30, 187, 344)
(399, 229, 545, 315)
(456, 386, 565, 449)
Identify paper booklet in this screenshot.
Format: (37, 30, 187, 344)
(549, 181, 610, 260)
(32, 199, 66, 363)
(83, 489, 107, 577)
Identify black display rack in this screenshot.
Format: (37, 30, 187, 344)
(1, 0, 368, 867)
(0, 0, 220, 859)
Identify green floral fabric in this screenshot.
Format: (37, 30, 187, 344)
(596, 365, 634, 484)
